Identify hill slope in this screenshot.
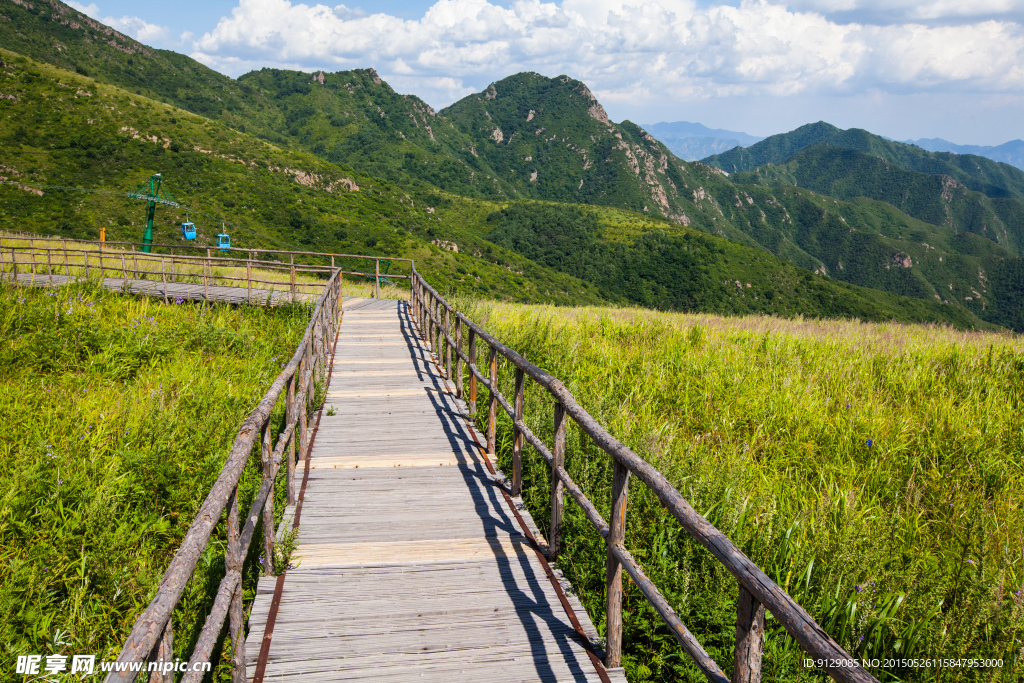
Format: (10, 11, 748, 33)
(1, 49, 1001, 330)
(0, 49, 608, 306)
(704, 122, 1024, 201)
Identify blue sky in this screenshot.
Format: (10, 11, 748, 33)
(67, 0, 1024, 145)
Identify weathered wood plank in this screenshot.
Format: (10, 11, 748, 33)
(244, 300, 613, 683)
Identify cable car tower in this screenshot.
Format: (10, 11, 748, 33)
(127, 173, 179, 253)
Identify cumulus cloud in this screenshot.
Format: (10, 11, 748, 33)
(103, 15, 171, 42)
(187, 0, 1024, 108)
(775, 0, 1024, 24)
(66, 1, 172, 44)
(66, 0, 100, 16)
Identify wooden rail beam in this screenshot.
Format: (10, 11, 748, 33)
(605, 461, 629, 669)
(410, 267, 878, 683)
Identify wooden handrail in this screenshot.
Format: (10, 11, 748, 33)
(0, 241, 411, 294)
(410, 267, 878, 683)
(97, 270, 343, 682)
(0, 230, 415, 263)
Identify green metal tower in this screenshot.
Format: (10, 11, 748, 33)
(128, 173, 179, 253)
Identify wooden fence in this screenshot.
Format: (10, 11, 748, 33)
(0, 232, 410, 299)
(102, 270, 343, 682)
(410, 267, 878, 683)
(3, 225, 879, 682)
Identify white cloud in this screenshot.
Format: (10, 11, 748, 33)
(66, 1, 100, 17)
(187, 0, 1024, 109)
(103, 14, 171, 43)
(776, 0, 1024, 24)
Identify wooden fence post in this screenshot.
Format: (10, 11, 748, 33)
(46, 248, 53, 287)
(374, 258, 380, 299)
(286, 377, 296, 506)
(290, 254, 296, 304)
(226, 486, 246, 683)
(606, 460, 630, 669)
(468, 328, 478, 415)
(62, 240, 70, 277)
(149, 620, 174, 683)
(487, 345, 497, 457)
(426, 296, 434, 352)
(549, 402, 567, 561)
(299, 363, 309, 460)
(247, 252, 253, 305)
(733, 585, 765, 683)
(444, 307, 452, 379)
(262, 420, 275, 576)
(512, 368, 525, 497)
(161, 258, 168, 303)
(455, 316, 463, 398)
(204, 249, 211, 301)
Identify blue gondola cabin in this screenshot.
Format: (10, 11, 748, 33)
(182, 222, 197, 239)
(216, 234, 231, 250)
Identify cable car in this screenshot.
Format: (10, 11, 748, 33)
(216, 233, 231, 250)
(182, 221, 197, 240)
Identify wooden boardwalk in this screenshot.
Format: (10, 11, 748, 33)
(4, 272, 318, 305)
(244, 297, 624, 683)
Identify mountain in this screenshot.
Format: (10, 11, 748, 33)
(639, 121, 763, 161)
(0, 44, 998, 330)
(0, 48, 608, 306)
(733, 143, 1024, 256)
(907, 138, 1024, 172)
(704, 122, 1024, 201)
(2, 0, 1022, 331)
(439, 73, 700, 223)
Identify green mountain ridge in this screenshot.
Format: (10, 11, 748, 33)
(0, 47, 999, 330)
(2, 0, 1022, 330)
(734, 143, 1024, 255)
(704, 121, 1024, 201)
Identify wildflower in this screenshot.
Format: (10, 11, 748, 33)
(855, 585, 862, 593)
(858, 635, 864, 642)
(866, 438, 873, 447)
(258, 554, 265, 565)
(1016, 590, 1022, 597)
(844, 402, 852, 409)
(967, 559, 974, 564)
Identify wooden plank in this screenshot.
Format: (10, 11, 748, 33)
(294, 536, 532, 567)
(243, 300, 611, 683)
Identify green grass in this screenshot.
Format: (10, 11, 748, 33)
(0, 279, 309, 678)
(460, 299, 1024, 682)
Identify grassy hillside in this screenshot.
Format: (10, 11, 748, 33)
(483, 202, 996, 329)
(734, 143, 1024, 257)
(0, 49, 609, 307)
(466, 299, 1024, 682)
(0, 280, 306, 677)
(4, 1, 1024, 329)
(705, 122, 1024, 202)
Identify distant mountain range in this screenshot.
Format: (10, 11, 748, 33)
(3, 0, 1024, 331)
(905, 138, 1024, 171)
(640, 121, 763, 161)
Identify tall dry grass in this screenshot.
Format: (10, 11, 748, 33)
(461, 300, 1024, 682)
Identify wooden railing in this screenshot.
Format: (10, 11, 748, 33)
(101, 270, 343, 682)
(410, 267, 878, 683)
(0, 232, 411, 298)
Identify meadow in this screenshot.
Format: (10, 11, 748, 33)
(0, 278, 308, 679)
(461, 300, 1024, 682)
